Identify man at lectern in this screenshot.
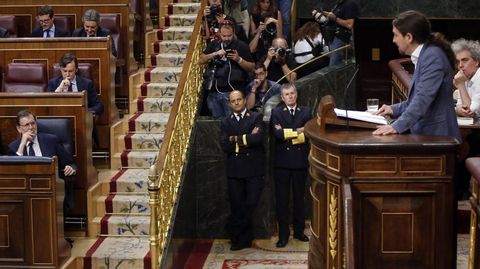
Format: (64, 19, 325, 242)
(271, 83, 312, 248)
(372, 10, 461, 142)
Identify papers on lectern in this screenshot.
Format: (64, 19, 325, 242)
(334, 108, 388, 125)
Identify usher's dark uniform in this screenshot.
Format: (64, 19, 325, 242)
(220, 110, 265, 248)
(271, 104, 312, 241)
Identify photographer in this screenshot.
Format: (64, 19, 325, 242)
(203, 0, 248, 43)
(199, 21, 255, 118)
(249, 12, 281, 61)
(245, 63, 281, 111)
(260, 37, 297, 84)
(312, 0, 359, 66)
(293, 21, 329, 78)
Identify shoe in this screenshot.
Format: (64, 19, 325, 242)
(230, 242, 251, 251)
(293, 234, 309, 242)
(276, 239, 288, 248)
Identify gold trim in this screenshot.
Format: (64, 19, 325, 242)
(0, 177, 26, 190)
(327, 153, 340, 172)
(469, 210, 477, 269)
(309, 186, 319, 239)
(399, 156, 444, 173)
(353, 156, 397, 174)
(327, 183, 339, 269)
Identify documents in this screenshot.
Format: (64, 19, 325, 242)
(334, 108, 388, 125)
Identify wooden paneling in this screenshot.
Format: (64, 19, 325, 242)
(0, 37, 119, 151)
(0, 158, 70, 268)
(0, 0, 138, 99)
(0, 92, 98, 219)
(305, 121, 458, 269)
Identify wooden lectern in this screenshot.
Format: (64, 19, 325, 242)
(305, 95, 458, 269)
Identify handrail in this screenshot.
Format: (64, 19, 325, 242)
(147, 0, 207, 267)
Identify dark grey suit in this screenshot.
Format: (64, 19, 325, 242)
(391, 44, 461, 142)
(392, 45, 461, 141)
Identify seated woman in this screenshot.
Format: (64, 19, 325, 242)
(293, 21, 329, 78)
(249, 0, 282, 61)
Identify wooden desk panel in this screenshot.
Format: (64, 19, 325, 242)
(305, 123, 458, 269)
(0, 92, 98, 219)
(0, 157, 70, 268)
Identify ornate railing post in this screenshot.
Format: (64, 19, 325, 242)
(148, 165, 160, 269)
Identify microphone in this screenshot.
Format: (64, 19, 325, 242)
(342, 65, 360, 130)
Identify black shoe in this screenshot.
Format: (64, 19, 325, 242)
(293, 234, 309, 242)
(276, 239, 288, 248)
(230, 242, 251, 251)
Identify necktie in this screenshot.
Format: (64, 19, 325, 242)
(68, 83, 73, 92)
(28, 142, 35, 156)
(290, 108, 295, 117)
(237, 113, 242, 121)
(44, 29, 50, 38)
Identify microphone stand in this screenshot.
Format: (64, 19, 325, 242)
(342, 65, 359, 130)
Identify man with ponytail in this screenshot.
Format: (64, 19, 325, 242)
(373, 10, 461, 142)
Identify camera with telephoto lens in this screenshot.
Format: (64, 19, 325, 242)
(259, 13, 277, 40)
(275, 47, 291, 57)
(312, 9, 328, 24)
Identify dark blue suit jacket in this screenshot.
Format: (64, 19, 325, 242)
(220, 110, 265, 178)
(8, 133, 78, 172)
(391, 44, 461, 142)
(48, 75, 104, 115)
(271, 104, 312, 169)
(72, 27, 117, 57)
(31, 25, 70, 37)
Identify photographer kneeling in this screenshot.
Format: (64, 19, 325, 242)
(261, 37, 297, 84)
(200, 21, 255, 118)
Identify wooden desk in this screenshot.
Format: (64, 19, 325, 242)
(0, 92, 97, 223)
(305, 122, 458, 269)
(0, 156, 70, 268)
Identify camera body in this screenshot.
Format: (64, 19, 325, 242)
(224, 48, 233, 57)
(259, 13, 277, 40)
(312, 9, 328, 24)
(275, 47, 291, 57)
(207, 4, 223, 25)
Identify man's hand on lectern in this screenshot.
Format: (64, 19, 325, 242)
(372, 125, 398, 136)
(374, 104, 392, 116)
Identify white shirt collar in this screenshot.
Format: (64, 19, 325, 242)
(235, 108, 247, 120)
(468, 68, 480, 88)
(410, 44, 424, 69)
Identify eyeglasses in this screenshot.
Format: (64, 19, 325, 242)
(19, 121, 36, 128)
(38, 18, 52, 24)
(220, 20, 233, 26)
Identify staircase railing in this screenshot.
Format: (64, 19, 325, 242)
(147, 0, 207, 267)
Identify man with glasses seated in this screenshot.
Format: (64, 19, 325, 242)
(8, 110, 77, 209)
(31, 5, 70, 38)
(245, 62, 281, 112)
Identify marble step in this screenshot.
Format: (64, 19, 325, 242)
(139, 82, 178, 98)
(83, 237, 150, 269)
(106, 168, 151, 193)
(156, 26, 194, 41)
(119, 133, 164, 151)
(112, 150, 159, 169)
(161, 14, 197, 27)
(165, 3, 201, 15)
(144, 66, 183, 83)
(127, 112, 170, 133)
(92, 215, 150, 236)
(154, 40, 190, 54)
(149, 52, 186, 67)
(96, 193, 150, 215)
(134, 97, 175, 113)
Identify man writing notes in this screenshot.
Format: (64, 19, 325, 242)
(271, 83, 312, 248)
(373, 10, 461, 142)
(220, 90, 265, 251)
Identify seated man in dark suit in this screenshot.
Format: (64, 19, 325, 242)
(72, 9, 117, 57)
(48, 53, 104, 116)
(8, 110, 77, 209)
(0, 27, 9, 38)
(31, 5, 70, 37)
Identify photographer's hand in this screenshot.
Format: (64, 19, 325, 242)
(203, 6, 211, 16)
(322, 11, 337, 22)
